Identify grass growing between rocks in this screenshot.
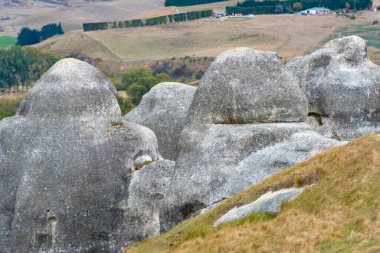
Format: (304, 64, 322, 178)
(125, 133, 380, 253)
(0, 95, 23, 121)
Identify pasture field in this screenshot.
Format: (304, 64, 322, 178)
(0, 36, 16, 48)
(0, 0, 164, 36)
(37, 13, 351, 68)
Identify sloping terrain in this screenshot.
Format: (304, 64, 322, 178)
(126, 133, 380, 252)
(36, 14, 349, 70)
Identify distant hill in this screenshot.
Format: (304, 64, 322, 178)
(0, 0, 165, 36)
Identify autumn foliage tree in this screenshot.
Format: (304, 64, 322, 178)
(293, 2, 303, 11)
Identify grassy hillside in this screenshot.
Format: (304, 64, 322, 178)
(126, 133, 380, 252)
(0, 36, 16, 48)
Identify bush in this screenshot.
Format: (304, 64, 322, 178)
(0, 98, 22, 121)
(127, 83, 147, 105)
(120, 67, 171, 106)
(117, 96, 135, 115)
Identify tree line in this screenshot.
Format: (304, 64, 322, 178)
(165, 0, 227, 6)
(227, 0, 373, 15)
(83, 10, 212, 31)
(0, 46, 61, 92)
(0, 46, 172, 117)
(17, 23, 64, 46)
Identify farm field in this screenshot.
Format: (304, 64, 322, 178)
(0, 36, 16, 48)
(0, 0, 165, 37)
(37, 13, 352, 69)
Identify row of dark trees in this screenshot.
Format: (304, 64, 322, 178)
(83, 10, 213, 31)
(165, 0, 227, 6)
(0, 46, 61, 92)
(227, 0, 373, 15)
(17, 23, 64, 46)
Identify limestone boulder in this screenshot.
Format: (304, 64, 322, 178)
(187, 47, 308, 125)
(125, 82, 196, 160)
(0, 59, 161, 252)
(128, 159, 176, 235)
(287, 36, 380, 139)
(214, 188, 305, 226)
(157, 48, 340, 231)
(161, 127, 340, 229)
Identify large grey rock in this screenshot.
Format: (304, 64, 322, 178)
(157, 48, 340, 231)
(127, 159, 175, 236)
(214, 188, 305, 226)
(125, 82, 196, 160)
(0, 59, 161, 252)
(187, 47, 308, 125)
(287, 36, 380, 139)
(161, 126, 340, 229)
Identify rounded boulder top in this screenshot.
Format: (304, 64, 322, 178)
(323, 35, 367, 65)
(187, 48, 308, 125)
(18, 58, 121, 118)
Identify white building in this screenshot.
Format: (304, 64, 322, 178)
(299, 7, 330, 15)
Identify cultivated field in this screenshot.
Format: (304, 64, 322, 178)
(37, 13, 352, 67)
(0, 0, 165, 36)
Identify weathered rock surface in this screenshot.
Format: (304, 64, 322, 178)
(287, 35, 380, 139)
(187, 47, 308, 125)
(125, 82, 196, 160)
(214, 188, 305, 226)
(157, 48, 340, 231)
(161, 127, 340, 229)
(128, 159, 176, 235)
(0, 59, 161, 252)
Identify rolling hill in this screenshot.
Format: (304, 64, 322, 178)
(0, 0, 165, 36)
(36, 13, 353, 71)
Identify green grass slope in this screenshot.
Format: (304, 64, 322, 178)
(0, 36, 16, 48)
(126, 133, 380, 253)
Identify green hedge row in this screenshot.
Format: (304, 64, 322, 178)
(165, 0, 227, 6)
(83, 10, 213, 31)
(226, 6, 276, 15)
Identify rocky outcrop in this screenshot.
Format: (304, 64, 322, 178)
(125, 82, 196, 160)
(214, 187, 305, 226)
(187, 48, 308, 125)
(158, 48, 340, 231)
(287, 36, 380, 139)
(0, 59, 161, 252)
(128, 159, 176, 235)
(3, 38, 371, 251)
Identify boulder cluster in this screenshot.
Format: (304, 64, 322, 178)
(0, 36, 378, 252)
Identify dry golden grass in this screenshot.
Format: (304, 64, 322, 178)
(0, 92, 26, 100)
(126, 133, 380, 253)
